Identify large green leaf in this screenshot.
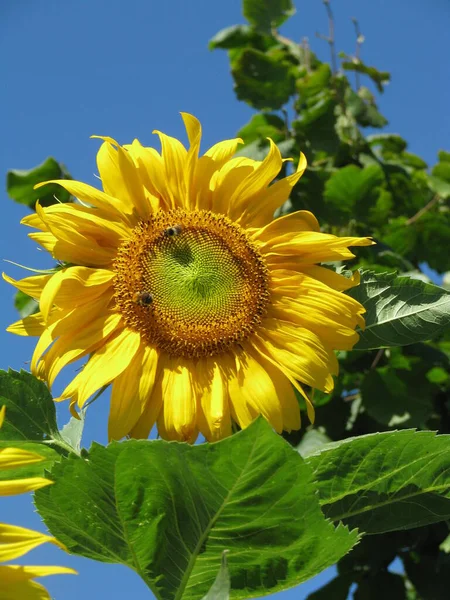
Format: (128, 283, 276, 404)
(35, 418, 358, 600)
(348, 271, 450, 350)
(243, 0, 295, 34)
(0, 370, 59, 442)
(231, 48, 295, 110)
(306, 429, 450, 534)
(6, 157, 72, 209)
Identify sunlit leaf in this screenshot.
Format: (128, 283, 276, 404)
(349, 271, 450, 350)
(35, 418, 358, 600)
(306, 429, 450, 534)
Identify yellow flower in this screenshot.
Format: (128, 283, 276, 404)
(5, 114, 372, 442)
(0, 406, 76, 599)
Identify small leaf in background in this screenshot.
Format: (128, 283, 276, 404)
(237, 112, 286, 144)
(6, 157, 72, 210)
(243, 0, 295, 34)
(201, 551, 230, 600)
(59, 410, 85, 454)
(208, 24, 253, 50)
(35, 418, 358, 600)
(348, 271, 450, 350)
(306, 429, 450, 534)
(341, 59, 390, 93)
(232, 48, 296, 110)
(0, 370, 59, 442)
(14, 290, 39, 318)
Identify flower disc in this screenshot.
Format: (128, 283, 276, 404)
(113, 209, 270, 357)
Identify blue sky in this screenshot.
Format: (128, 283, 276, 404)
(1, 0, 449, 598)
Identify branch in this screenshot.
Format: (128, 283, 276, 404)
(406, 194, 440, 225)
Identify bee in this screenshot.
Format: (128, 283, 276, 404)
(164, 224, 183, 237)
(132, 291, 153, 307)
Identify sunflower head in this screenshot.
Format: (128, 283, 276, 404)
(5, 113, 373, 443)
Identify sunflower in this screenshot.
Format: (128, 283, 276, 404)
(0, 406, 76, 599)
(5, 114, 372, 442)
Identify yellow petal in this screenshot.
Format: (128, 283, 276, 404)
(0, 405, 5, 428)
(39, 266, 115, 319)
(124, 139, 162, 212)
(109, 344, 159, 440)
(0, 564, 77, 582)
(42, 312, 123, 388)
(156, 357, 197, 442)
(0, 448, 45, 471)
(210, 157, 257, 215)
(34, 179, 129, 223)
(94, 137, 152, 220)
(181, 112, 202, 210)
(56, 327, 141, 409)
(263, 231, 374, 265)
(242, 153, 307, 227)
(6, 313, 46, 338)
(228, 348, 284, 433)
(0, 576, 51, 600)
(152, 129, 188, 209)
(0, 523, 65, 562)
(251, 208, 320, 244)
(195, 357, 231, 441)
(0, 477, 52, 497)
(229, 139, 283, 219)
(2, 273, 52, 300)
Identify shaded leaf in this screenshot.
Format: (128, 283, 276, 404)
(348, 271, 450, 350)
(6, 157, 72, 210)
(324, 165, 384, 219)
(360, 367, 434, 427)
(35, 418, 358, 600)
(306, 429, 450, 534)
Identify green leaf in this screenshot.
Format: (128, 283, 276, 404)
(14, 290, 39, 318)
(367, 133, 407, 154)
(59, 410, 85, 454)
(208, 25, 253, 50)
(345, 88, 388, 128)
(323, 165, 384, 219)
(6, 157, 72, 209)
(0, 370, 58, 442)
(201, 551, 230, 600)
(341, 60, 390, 93)
(237, 113, 286, 144)
(360, 367, 434, 427)
(426, 174, 450, 199)
(243, 0, 295, 34)
(35, 418, 358, 600)
(348, 271, 450, 350)
(306, 429, 450, 534)
(231, 48, 296, 110)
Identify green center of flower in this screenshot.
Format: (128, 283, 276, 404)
(113, 209, 270, 357)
